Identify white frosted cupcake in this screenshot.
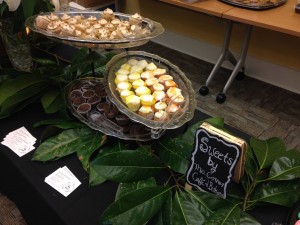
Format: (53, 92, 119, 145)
(152, 90, 166, 102)
(154, 101, 167, 111)
(145, 62, 157, 71)
(141, 71, 154, 80)
(138, 105, 154, 119)
(166, 87, 182, 98)
(114, 74, 128, 84)
(140, 94, 156, 106)
(128, 73, 141, 83)
(125, 95, 140, 112)
(120, 89, 134, 103)
(117, 82, 132, 93)
(127, 59, 139, 66)
(132, 79, 145, 89)
(135, 86, 151, 96)
(154, 110, 169, 121)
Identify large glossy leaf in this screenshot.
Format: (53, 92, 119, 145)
(32, 127, 98, 161)
(77, 131, 106, 171)
(250, 179, 300, 207)
(33, 119, 85, 129)
(41, 89, 64, 114)
(204, 203, 241, 225)
(152, 191, 173, 225)
(115, 177, 157, 200)
(157, 137, 191, 174)
(250, 137, 286, 170)
(91, 150, 165, 182)
(89, 141, 128, 186)
(181, 118, 224, 147)
(172, 191, 208, 225)
(22, 0, 37, 18)
(100, 186, 171, 225)
(240, 212, 261, 225)
(267, 149, 300, 181)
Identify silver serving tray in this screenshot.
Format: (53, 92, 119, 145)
(219, 0, 287, 9)
(25, 11, 164, 49)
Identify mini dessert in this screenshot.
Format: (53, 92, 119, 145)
(75, 22, 89, 32)
(74, 14, 84, 22)
(70, 89, 82, 101)
(132, 79, 145, 89)
(115, 114, 130, 126)
(129, 13, 143, 25)
(154, 101, 167, 111)
(87, 95, 101, 105)
(128, 73, 141, 83)
(101, 8, 115, 21)
(158, 75, 173, 84)
(117, 82, 132, 93)
(154, 110, 169, 121)
(120, 89, 134, 103)
(169, 95, 185, 105)
(111, 18, 121, 27)
(152, 90, 166, 102)
(46, 21, 61, 34)
(61, 24, 75, 36)
(120, 63, 131, 71)
(121, 29, 133, 38)
(130, 65, 143, 74)
(145, 62, 157, 71)
(87, 15, 97, 24)
(86, 27, 96, 35)
(115, 68, 130, 76)
(125, 95, 141, 112)
(36, 15, 51, 29)
(105, 23, 115, 32)
(104, 105, 118, 119)
(141, 71, 154, 80)
(150, 83, 165, 92)
(98, 18, 108, 26)
(93, 23, 102, 29)
(84, 33, 97, 40)
(77, 103, 91, 114)
(74, 30, 83, 38)
(138, 105, 154, 119)
(137, 60, 148, 69)
(140, 94, 156, 106)
(145, 78, 158, 87)
(82, 90, 95, 98)
(135, 86, 151, 96)
(153, 68, 167, 77)
(48, 13, 59, 21)
(61, 14, 71, 22)
(114, 74, 128, 84)
(96, 102, 111, 113)
(165, 80, 178, 89)
(127, 59, 139, 66)
(166, 87, 182, 98)
(166, 103, 181, 115)
(67, 17, 78, 25)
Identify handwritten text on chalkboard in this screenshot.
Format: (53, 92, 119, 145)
(186, 128, 240, 198)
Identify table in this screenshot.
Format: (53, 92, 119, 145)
(159, 0, 300, 103)
(0, 103, 290, 225)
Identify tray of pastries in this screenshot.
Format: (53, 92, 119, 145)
(65, 77, 166, 141)
(220, 0, 287, 9)
(25, 8, 164, 49)
(104, 51, 197, 130)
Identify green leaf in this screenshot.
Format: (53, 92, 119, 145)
(90, 150, 165, 182)
(32, 127, 97, 161)
(33, 58, 58, 66)
(240, 212, 261, 225)
(250, 137, 286, 170)
(22, 0, 37, 18)
(204, 203, 241, 225)
(250, 179, 300, 207)
(115, 177, 157, 200)
(157, 137, 191, 174)
(89, 142, 132, 186)
(33, 119, 85, 129)
(41, 89, 64, 114)
(100, 186, 171, 225)
(267, 149, 300, 181)
(152, 191, 173, 225)
(172, 191, 208, 225)
(77, 131, 106, 171)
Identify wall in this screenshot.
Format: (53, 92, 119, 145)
(117, 0, 300, 93)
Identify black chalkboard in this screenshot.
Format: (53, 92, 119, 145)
(186, 127, 241, 198)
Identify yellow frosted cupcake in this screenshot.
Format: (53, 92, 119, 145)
(132, 79, 145, 89)
(145, 78, 158, 87)
(125, 95, 140, 112)
(141, 71, 154, 80)
(128, 73, 141, 83)
(117, 82, 132, 93)
(120, 63, 131, 71)
(130, 65, 143, 74)
(115, 68, 130, 76)
(120, 89, 134, 103)
(140, 94, 156, 106)
(145, 62, 157, 71)
(135, 86, 151, 96)
(114, 74, 128, 85)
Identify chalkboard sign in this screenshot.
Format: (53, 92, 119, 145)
(186, 124, 242, 198)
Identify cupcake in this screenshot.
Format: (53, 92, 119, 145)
(114, 74, 128, 84)
(117, 82, 132, 93)
(115, 114, 130, 126)
(82, 90, 95, 99)
(154, 110, 169, 121)
(129, 13, 143, 26)
(166, 103, 182, 115)
(67, 18, 78, 25)
(130, 65, 143, 74)
(137, 60, 148, 69)
(61, 24, 75, 36)
(115, 68, 130, 76)
(154, 101, 167, 111)
(111, 18, 121, 27)
(74, 14, 84, 22)
(120, 89, 134, 103)
(120, 63, 131, 71)
(158, 75, 173, 84)
(77, 103, 91, 114)
(145, 62, 157, 71)
(101, 8, 115, 21)
(166, 87, 182, 98)
(87, 95, 101, 105)
(152, 90, 166, 102)
(128, 73, 141, 83)
(150, 83, 165, 92)
(132, 79, 145, 89)
(87, 15, 98, 25)
(75, 22, 90, 32)
(96, 102, 111, 113)
(48, 13, 59, 21)
(153, 68, 167, 77)
(145, 78, 158, 87)
(138, 105, 154, 119)
(135, 86, 151, 96)
(141, 71, 154, 80)
(127, 59, 139, 66)
(165, 80, 178, 89)
(169, 95, 185, 105)
(125, 95, 141, 112)
(140, 94, 156, 106)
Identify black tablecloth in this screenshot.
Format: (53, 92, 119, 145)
(0, 103, 290, 225)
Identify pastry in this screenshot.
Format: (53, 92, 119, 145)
(166, 87, 182, 98)
(137, 60, 148, 69)
(154, 101, 167, 111)
(61, 13, 71, 22)
(152, 90, 166, 102)
(132, 79, 145, 89)
(120, 89, 134, 103)
(141, 71, 154, 80)
(129, 13, 143, 25)
(114, 74, 128, 84)
(127, 59, 139, 66)
(138, 105, 154, 119)
(145, 62, 157, 71)
(158, 75, 173, 84)
(98, 18, 108, 26)
(87, 15, 97, 25)
(46, 21, 61, 34)
(128, 73, 141, 83)
(130, 65, 143, 74)
(101, 8, 115, 21)
(150, 83, 165, 92)
(117, 82, 132, 93)
(125, 95, 141, 112)
(135, 86, 151, 96)
(153, 68, 167, 77)
(36, 15, 51, 29)
(115, 68, 130, 76)
(154, 110, 169, 121)
(120, 63, 132, 71)
(145, 78, 158, 87)
(166, 103, 181, 115)
(140, 94, 156, 106)
(169, 94, 185, 105)
(165, 80, 178, 89)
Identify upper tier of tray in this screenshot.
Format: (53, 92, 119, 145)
(25, 10, 164, 49)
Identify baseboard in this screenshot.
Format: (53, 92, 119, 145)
(152, 30, 300, 94)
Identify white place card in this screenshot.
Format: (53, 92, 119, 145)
(45, 166, 81, 197)
(1, 126, 36, 157)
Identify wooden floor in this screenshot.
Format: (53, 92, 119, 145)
(0, 41, 299, 225)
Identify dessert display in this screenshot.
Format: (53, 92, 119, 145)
(105, 51, 197, 130)
(65, 77, 164, 141)
(220, 0, 286, 9)
(25, 9, 164, 49)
